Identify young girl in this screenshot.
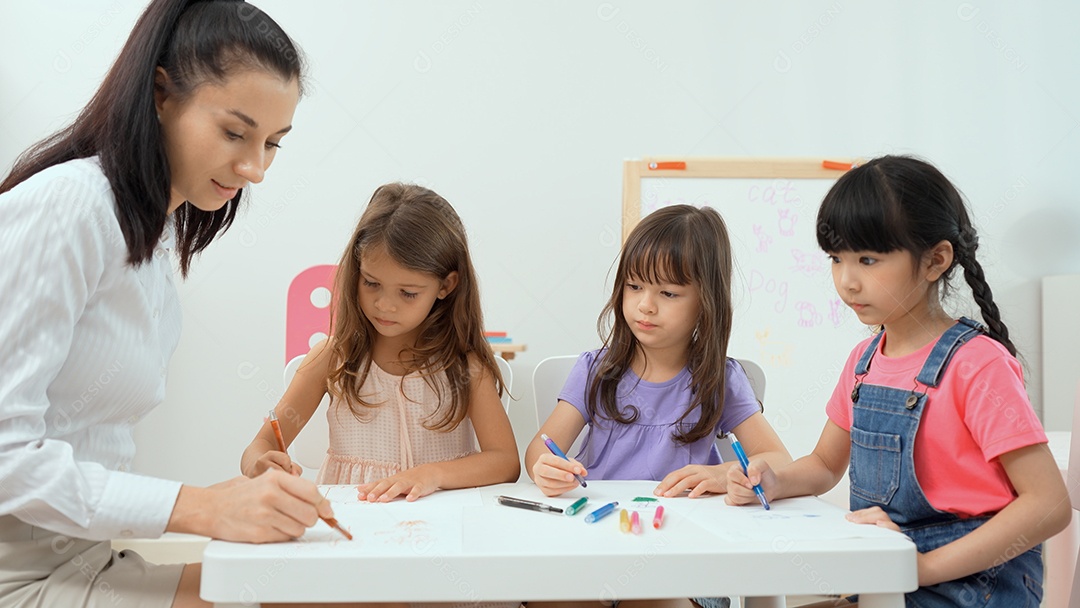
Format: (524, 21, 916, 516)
(242, 183, 520, 507)
(727, 156, 1070, 606)
(526, 204, 791, 498)
(526, 205, 791, 608)
(0, 1, 321, 607)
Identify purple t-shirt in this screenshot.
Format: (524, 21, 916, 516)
(558, 350, 761, 481)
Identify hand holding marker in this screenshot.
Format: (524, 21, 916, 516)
(268, 410, 353, 540)
(541, 434, 587, 488)
(730, 433, 770, 510)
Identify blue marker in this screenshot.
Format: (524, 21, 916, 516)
(541, 433, 587, 488)
(730, 434, 770, 510)
(584, 501, 619, 523)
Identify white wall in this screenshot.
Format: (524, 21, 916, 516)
(3, 1, 1079, 488)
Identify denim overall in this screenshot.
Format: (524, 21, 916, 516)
(848, 317, 1043, 607)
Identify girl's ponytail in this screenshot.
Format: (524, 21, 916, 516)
(955, 225, 1018, 357)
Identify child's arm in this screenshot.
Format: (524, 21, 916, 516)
(655, 411, 792, 497)
(358, 355, 520, 502)
(524, 401, 589, 497)
(848, 443, 1071, 586)
(727, 420, 852, 505)
(239, 340, 331, 478)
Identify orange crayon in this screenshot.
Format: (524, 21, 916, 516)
(267, 410, 352, 540)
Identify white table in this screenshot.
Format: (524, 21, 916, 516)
(201, 480, 916, 607)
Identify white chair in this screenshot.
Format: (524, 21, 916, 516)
(284, 354, 513, 479)
(531, 355, 765, 462)
(495, 355, 513, 408)
(734, 358, 765, 405)
(283, 355, 332, 477)
(532, 355, 583, 455)
(1063, 381, 1080, 608)
(715, 358, 766, 463)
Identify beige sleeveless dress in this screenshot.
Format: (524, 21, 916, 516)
(316, 364, 519, 608)
(316, 363, 479, 484)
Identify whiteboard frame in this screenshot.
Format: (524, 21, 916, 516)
(621, 157, 859, 241)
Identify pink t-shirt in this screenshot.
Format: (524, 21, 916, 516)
(826, 332, 1047, 517)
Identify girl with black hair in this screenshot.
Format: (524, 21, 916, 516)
(0, 2, 332, 606)
(727, 156, 1070, 607)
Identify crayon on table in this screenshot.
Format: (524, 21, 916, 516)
(619, 509, 631, 533)
(630, 511, 642, 535)
(565, 497, 589, 516)
(653, 506, 665, 529)
(584, 501, 619, 523)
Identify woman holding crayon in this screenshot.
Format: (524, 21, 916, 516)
(0, 1, 331, 606)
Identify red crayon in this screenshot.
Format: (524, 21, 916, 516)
(652, 506, 664, 529)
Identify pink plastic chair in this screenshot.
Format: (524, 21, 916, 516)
(285, 265, 337, 365)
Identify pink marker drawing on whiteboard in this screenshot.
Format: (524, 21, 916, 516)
(753, 225, 773, 253)
(795, 301, 823, 328)
(286, 265, 337, 365)
(776, 208, 797, 238)
(829, 299, 846, 328)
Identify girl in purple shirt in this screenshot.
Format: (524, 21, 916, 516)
(526, 204, 791, 500)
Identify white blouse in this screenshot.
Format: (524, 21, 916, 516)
(0, 157, 183, 541)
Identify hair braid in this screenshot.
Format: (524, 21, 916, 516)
(956, 227, 1017, 356)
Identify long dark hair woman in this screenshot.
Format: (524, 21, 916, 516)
(0, 2, 332, 606)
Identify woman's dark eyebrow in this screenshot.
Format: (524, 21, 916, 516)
(227, 109, 292, 134)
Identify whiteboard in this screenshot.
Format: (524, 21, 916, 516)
(626, 159, 868, 452)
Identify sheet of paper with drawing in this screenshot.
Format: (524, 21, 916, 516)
(295, 486, 484, 555)
(679, 496, 900, 543)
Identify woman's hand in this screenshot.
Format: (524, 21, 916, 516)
(170, 469, 332, 543)
(357, 466, 442, 502)
(530, 453, 588, 497)
(655, 464, 727, 497)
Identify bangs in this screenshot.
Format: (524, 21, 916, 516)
(816, 164, 911, 254)
(623, 230, 695, 286)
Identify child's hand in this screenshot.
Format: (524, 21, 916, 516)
(654, 464, 725, 498)
(357, 468, 440, 503)
(846, 506, 901, 532)
(248, 450, 302, 478)
(724, 459, 777, 506)
(531, 453, 588, 497)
